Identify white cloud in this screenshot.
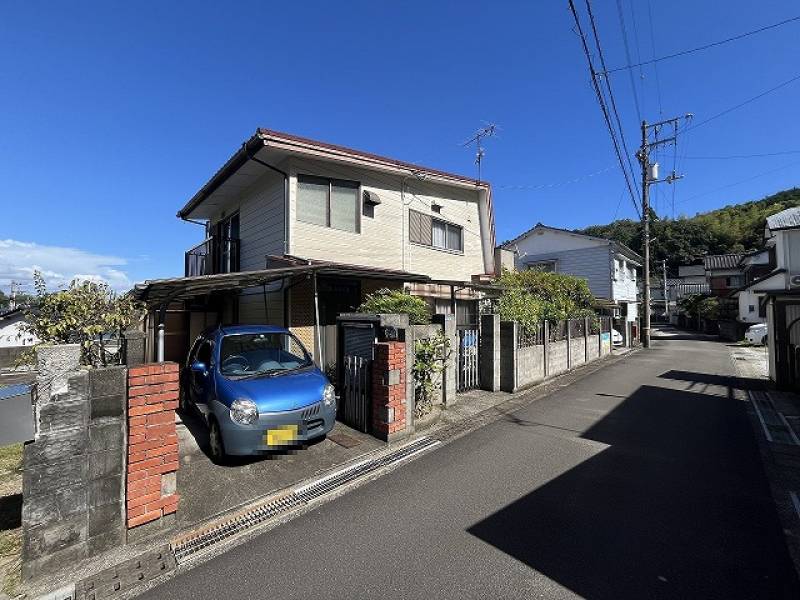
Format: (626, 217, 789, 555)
(0, 239, 132, 293)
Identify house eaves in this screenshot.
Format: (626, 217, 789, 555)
(178, 129, 491, 220)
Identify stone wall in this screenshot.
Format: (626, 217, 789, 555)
(22, 346, 127, 581)
(126, 363, 180, 532)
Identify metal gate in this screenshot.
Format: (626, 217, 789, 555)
(457, 328, 479, 392)
(341, 355, 370, 432)
(337, 321, 376, 432)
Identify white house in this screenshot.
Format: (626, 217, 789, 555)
(742, 206, 800, 387)
(500, 224, 641, 342)
(134, 129, 496, 363)
(0, 308, 38, 348)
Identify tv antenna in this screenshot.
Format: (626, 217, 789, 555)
(462, 124, 497, 182)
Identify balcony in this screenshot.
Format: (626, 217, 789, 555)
(185, 237, 240, 277)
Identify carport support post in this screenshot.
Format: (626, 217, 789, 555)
(313, 270, 322, 366)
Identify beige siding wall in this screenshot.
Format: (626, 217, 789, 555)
(237, 169, 286, 270)
(286, 156, 485, 281)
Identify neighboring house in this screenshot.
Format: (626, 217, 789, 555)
(134, 128, 496, 364)
(0, 307, 37, 348)
(500, 224, 642, 342)
(742, 206, 800, 388)
(703, 253, 745, 297)
(731, 248, 775, 324)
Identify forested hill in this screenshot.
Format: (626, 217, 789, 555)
(578, 187, 800, 268)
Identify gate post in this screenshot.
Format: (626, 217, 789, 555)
(371, 341, 407, 441)
(566, 320, 572, 369)
(543, 320, 550, 378)
(432, 313, 457, 406)
(499, 321, 518, 393)
(479, 314, 500, 392)
(584, 316, 590, 363)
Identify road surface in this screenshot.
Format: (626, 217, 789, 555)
(142, 328, 799, 599)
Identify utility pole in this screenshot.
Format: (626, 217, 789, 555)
(637, 114, 691, 348)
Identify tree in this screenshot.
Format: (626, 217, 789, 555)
(578, 187, 800, 269)
(20, 272, 143, 366)
(357, 288, 430, 324)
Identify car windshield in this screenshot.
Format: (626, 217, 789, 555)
(219, 332, 312, 377)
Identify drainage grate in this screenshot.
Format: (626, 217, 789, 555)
(172, 436, 439, 562)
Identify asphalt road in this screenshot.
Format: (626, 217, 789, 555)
(143, 330, 800, 599)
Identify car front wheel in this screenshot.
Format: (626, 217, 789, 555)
(208, 419, 228, 464)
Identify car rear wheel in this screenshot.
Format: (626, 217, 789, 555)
(208, 418, 228, 464)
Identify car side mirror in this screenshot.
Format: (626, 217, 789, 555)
(190, 361, 207, 374)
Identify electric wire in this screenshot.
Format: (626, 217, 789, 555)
(615, 0, 642, 123)
(584, 0, 640, 202)
(645, 0, 663, 115)
(676, 159, 800, 205)
(684, 150, 800, 160)
(603, 14, 800, 74)
(683, 73, 800, 133)
(568, 0, 641, 218)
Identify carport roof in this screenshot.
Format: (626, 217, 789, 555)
(133, 261, 430, 306)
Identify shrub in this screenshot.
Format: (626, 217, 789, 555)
(496, 269, 595, 330)
(412, 331, 451, 418)
(20, 272, 143, 366)
(357, 288, 430, 325)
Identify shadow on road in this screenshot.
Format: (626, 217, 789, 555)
(659, 369, 766, 391)
(467, 381, 800, 599)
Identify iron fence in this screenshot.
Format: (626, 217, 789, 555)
(517, 323, 544, 348)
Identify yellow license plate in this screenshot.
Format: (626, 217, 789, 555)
(265, 424, 298, 446)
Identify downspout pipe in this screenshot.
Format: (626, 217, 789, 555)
(244, 144, 290, 256)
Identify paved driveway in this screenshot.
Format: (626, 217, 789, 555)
(143, 329, 800, 599)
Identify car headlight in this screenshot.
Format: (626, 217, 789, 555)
(322, 384, 336, 407)
(230, 398, 258, 425)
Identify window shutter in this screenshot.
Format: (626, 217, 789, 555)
(409, 210, 432, 245)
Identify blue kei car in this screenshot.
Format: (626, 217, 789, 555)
(180, 325, 336, 462)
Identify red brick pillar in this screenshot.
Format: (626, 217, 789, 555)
(126, 363, 180, 529)
(371, 342, 407, 441)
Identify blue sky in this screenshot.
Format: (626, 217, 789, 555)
(1, 0, 798, 291)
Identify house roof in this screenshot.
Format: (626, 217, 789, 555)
(501, 223, 643, 264)
(133, 258, 430, 306)
(728, 268, 786, 296)
(766, 206, 800, 231)
(703, 253, 744, 270)
(177, 128, 490, 220)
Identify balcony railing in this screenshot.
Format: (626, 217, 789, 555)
(184, 237, 240, 277)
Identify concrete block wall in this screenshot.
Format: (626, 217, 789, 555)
(500, 321, 611, 393)
(431, 313, 457, 406)
(126, 363, 180, 531)
(371, 342, 407, 441)
(22, 347, 127, 581)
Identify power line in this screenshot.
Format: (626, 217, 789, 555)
(568, 0, 641, 218)
(604, 14, 800, 74)
(676, 159, 800, 205)
(645, 0, 663, 116)
(684, 150, 800, 160)
(584, 0, 640, 198)
(497, 165, 616, 190)
(684, 73, 800, 133)
(615, 0, 642, 123)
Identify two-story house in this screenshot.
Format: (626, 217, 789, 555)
(703, 254, 745, 297)
(731, 248, 775, 325)
(742, 206, 800, 388)
(134, 129, 496, 364)
(500, 224, 641, 342)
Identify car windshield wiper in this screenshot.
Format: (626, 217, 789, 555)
(228, 368, 285, 380)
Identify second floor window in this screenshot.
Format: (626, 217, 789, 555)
(409, 209, 463, 252)
(297, 175, 359, 233)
